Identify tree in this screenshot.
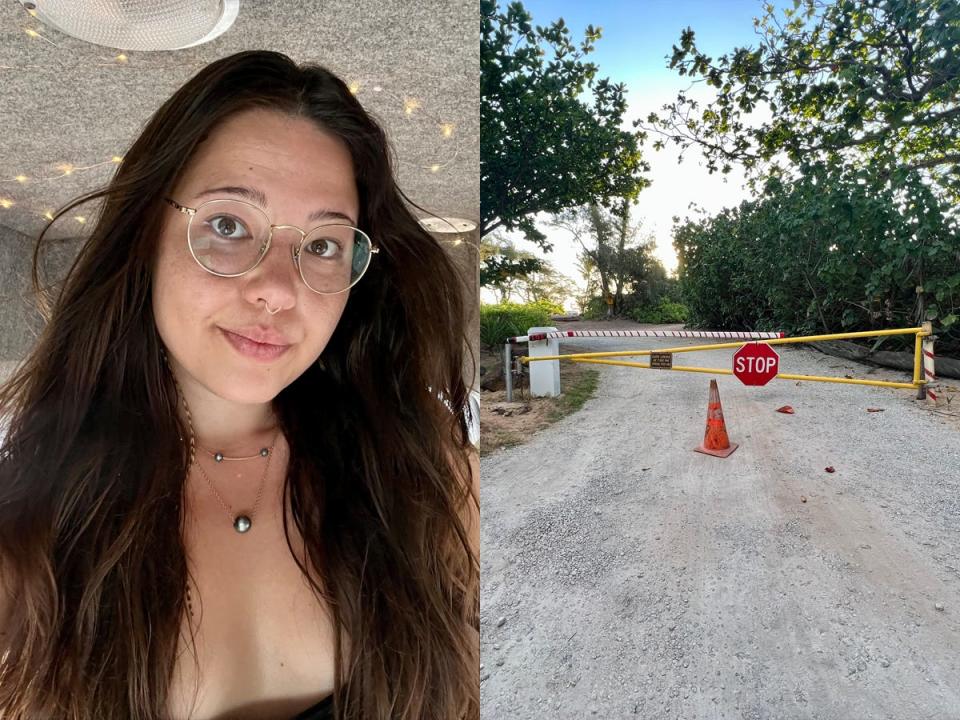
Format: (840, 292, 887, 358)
(553, 200, 663, 315)
(646, 0, 960, 341)
(480, 234, 577, 306)
(644, 0, 960, 197)
(672, 163, 959, 350)
(480, 234, 542, 302)
(481, 0, 650, 247)
(516, 264, 578, 308)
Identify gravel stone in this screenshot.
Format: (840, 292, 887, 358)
(482, 333, 960, 719)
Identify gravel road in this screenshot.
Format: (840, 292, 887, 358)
(481, 329, 960, 720)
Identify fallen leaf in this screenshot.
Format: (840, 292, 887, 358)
(776, 405, 795, 414)
(825, 466, 836, 473)
(867, 408, 884, 413)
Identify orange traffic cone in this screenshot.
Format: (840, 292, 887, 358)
(694, 379, 738, 458)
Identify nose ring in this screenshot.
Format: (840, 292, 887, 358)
(262, 300, 281, 315)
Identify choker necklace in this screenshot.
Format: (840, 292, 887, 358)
(164, 353, 279, 534)
(199, 445, 271, 463)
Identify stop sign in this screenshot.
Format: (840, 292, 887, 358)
(733, 343, 780, 386)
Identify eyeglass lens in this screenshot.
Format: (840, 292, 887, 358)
(188, 199, 372, 293)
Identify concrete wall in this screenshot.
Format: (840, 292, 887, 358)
(0, 223, 80, 364)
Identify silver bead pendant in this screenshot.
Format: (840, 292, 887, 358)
(233, 515, 252, 533)
(260, 447, 269, 457)
(214, 452, 224, 463)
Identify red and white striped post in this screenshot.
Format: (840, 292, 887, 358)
(921, 321, 938, 402)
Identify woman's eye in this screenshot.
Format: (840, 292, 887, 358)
(209, 215, 249, 239)
(306, 237, 341, 258)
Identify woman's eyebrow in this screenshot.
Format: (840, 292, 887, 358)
(194, 184, 357, 224)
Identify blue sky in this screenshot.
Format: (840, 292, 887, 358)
(492, 0, 778, 303)
(518, 0, 767, 99)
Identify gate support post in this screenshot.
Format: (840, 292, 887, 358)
(504, 342, 513, 402)
(920, 321, 938, 402)
(528, 326, 560, 397)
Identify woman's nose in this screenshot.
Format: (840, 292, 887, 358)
(242, 228, 303, 307)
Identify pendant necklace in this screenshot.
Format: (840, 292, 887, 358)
(166, 354, 279, 534)
(191, 431, 278, 533)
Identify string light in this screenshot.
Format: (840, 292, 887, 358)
(2, 57, 463, 221)
(1, 156, 122, 187)
(23, 27, 58, 47)
(3, 46, 459, 172)
(439, 238, 481, 256)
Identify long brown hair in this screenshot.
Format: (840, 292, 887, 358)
(0, 50, 478, 719)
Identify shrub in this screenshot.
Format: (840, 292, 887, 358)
(627, 299, 690, 324)
(479, 301, 556, 349)
(582, 296, 610, 320)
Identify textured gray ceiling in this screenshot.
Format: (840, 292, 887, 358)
(0, 0, 479, 240)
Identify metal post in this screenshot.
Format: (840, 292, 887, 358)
(504, 342, 513, 402)
(915, 327, 925, 399)
(920, 321, 937, 402)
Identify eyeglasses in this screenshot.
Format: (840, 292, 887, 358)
(164, 197, 378, 295)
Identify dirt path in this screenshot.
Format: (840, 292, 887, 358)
(481, 326, 960, 719)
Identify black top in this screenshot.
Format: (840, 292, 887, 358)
(290, 695, 334, 720)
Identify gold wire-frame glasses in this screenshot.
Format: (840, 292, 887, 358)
(164, 197, 379, 295)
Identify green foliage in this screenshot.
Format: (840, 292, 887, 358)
(514, 264, 578, 308)
(644, 0, 960, 200)
(554, 200, 671, 316)
(480, 234, 543, 301)
(479, 301, 561, 348)
(580, 296, 609, 320)
(640, 0, 959, 355)
(627, 300, 690, 324)
(481, 0, 649, 246)
(581, 295, 689, 323)
(673, 163, 960, 353)
(481, 234, 577, 306)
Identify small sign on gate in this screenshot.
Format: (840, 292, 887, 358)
(650, 352, 673, 369)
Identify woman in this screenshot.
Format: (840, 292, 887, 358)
(0, 51, 479, 720)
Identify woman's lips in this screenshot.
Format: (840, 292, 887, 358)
(220, 328, 291, 362)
